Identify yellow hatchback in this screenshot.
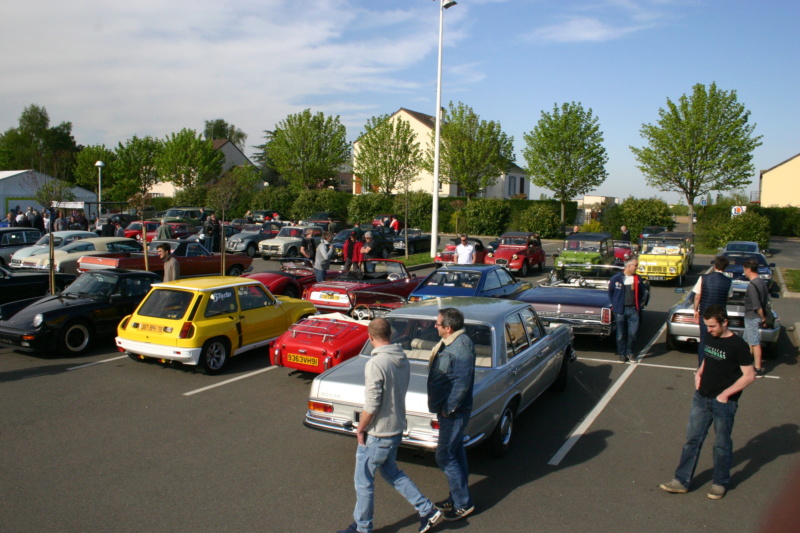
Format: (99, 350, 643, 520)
(116, 276, 316, 374)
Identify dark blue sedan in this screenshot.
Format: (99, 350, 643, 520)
(408, 265, 532, 302)
(715, 252, 776, 291)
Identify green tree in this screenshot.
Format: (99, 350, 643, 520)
(112, 135, 163, 201)
(630, 82, 763, 233)
(206, 165, 260, 219)
(601, 197, 674, 242)
(203, 119, 248, 150)
(155, 128, 224, 190)
(461, 199, 512, 236)
(423, 102, 515, 200)
(265, 109, 350, 191)
(74, 145, 116, 199)
(517, 202, 561, 238)
(250, 186, 296, 220)
(522, 102, 608, 224)
(348, 193, 395, 228)
(354, 114, 421, 196)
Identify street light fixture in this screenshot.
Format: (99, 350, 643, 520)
(95, 160, 105, 216)
(430, 0, 456, 258)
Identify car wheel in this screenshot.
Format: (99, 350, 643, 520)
(550, 349, 570, 393)
(434, 262, 441, 268)
(286, 247, 297, 258)
(282, 285, 299, 299)
(59, 320, 93, 356)
(408, 243, 416, 255)
(381, 247, 390, 259)
(538, 259, 544, 272)
(487, 403, 516, 457)
(261, 254, 270, 261)
(245, 244, 256, 258)
(226, 265, 243, 277)
(519, 262, 529, 277)
(199, 338, 230, 375)
(666, 333, 680, 351)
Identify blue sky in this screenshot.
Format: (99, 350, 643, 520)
(2, 0, 797, 204)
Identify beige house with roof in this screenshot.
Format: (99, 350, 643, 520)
(759, 153, 800, 207)
(353, 108, 527, 199)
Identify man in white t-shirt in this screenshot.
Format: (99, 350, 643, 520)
(455, 234, 475, 264)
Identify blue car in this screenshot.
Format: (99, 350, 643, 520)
(408, 264, 532, 302)
(715, 252, 776, 291)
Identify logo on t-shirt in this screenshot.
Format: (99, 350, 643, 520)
(704, 344, 727, 361)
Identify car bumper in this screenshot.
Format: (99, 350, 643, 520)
(115, 337, 203, 365)
(667, 318, 781, 344)
(538, 318, 613, 337)
(0, 327, 55, 352)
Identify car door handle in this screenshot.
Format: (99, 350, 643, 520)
(512, 367, 520, 375)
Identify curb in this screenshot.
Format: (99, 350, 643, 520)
(776, 267, 800, 299)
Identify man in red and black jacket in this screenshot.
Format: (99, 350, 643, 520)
(608, 257, 647, 363)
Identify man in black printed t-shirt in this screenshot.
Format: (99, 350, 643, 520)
(659, 304, 755, 500)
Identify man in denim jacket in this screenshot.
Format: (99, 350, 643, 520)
(608, 257, 647, 363)
(427, 308, 476, 522)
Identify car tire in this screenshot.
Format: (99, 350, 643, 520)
(226, 265, 243, 277)
(487, 403, 516, 458)
(550, 349, 570, 393)
(245, 244, 256, 258)
(381, 247, 389, 259)
(286, 247, 297, 258)
(519, 262, 528, 277)
(408, 243, 416, 255)
(262, 255, 270, 261)
(59, 319, 93, 356)
(538, 259, 545, 272)
(282, 285, 299, 299)
(199, 338, 230, 375)
(434, 262, 441, 269)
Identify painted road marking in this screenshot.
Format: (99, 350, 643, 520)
(68, 355, 128, 371)
(183, 365, 279, 396)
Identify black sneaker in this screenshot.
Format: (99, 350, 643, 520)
(755, 368, 766, 379)
(336, 522, 359, 533)
(627, 354, 638, 364)
(419, 509, 443, 533)
(618, 355, 627, 364)
(433, 498, 454, 512)
(443, 505, 475, 522)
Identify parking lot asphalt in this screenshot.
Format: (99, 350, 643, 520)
(1, 244, 799, 532)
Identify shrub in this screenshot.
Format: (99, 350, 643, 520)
(602, 196, 674, 241)
(173, 187, 207, 208)
(291, 189, 351, 222)
(348, 193, 394, 227)
(697, 209, 771, 250)
(517, 203, 561, 238)
(580, 220, 604, 233)
(462, 199, 511, 236)
(393, 191, 434, 231)
(251, 186, 296, 220)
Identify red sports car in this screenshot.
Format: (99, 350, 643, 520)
(135, 222, 199, 243)
(302, 259, 422, 314)
(434, 237, 488, 267)
(270, 314, 369, 373)
(124, 221, 159, 239)
(243, 258, 341, 299)
(613, 240, 638, 264)
(484, 232, 545, 276)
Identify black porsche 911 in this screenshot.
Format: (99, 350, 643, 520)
(0, 266, 76, 305)
(0, 269, 159, 356)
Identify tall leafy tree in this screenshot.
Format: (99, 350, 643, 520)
(522, 102, 608, 224)
(630, 82, 763, 232)
(203, 119, 248, 150)
(155, 128, 224, 190)
(74, 144, 116, 197)
(422, 102, 515, 200)
(265, 109, 350, 191)
(0, 104, 78, 180)
(354, 114, 421, 196)
(112, 135, 163, 200)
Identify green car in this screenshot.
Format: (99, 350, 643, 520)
(554, 232, 615, 271)
(162, 207, 214, 227)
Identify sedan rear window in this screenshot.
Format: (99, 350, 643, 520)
(138, 289, 195, 320)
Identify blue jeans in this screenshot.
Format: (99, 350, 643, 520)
(615, 306, 639, 357)
(314, 268, 325, 282)
(353, 434, 432, 533)
(674, 391, 738, 488)
(436, 411, 472, 509)
(697, 320, 708, 367)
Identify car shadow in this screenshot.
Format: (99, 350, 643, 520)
(0, 363, 79, 383)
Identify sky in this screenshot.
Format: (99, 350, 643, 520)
(2, 0, 798, 204)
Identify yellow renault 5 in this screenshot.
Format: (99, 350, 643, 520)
(116, 277, 316, 374)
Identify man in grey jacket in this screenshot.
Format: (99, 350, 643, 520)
(338, 318, 442, 533)
(313, 231, 332, 282)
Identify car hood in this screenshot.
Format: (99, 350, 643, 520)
(517, 286, 611, 307)
(411, 286, 476, 299)
(12, 245, 48, 260)
(0, 293, 105, 326)
(268, 237, 301, 245)
(557, 251, 603, 263)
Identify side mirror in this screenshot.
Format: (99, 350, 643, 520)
(110, 293, 124, 303)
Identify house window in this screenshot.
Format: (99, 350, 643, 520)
(519, 176, 525, 195)
(507, 176, 516, 196)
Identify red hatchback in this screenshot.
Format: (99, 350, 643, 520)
(484, 232, 545, 277)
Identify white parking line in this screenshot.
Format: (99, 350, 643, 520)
(183, 365, 279, 396)
(67, 355, 128, 371)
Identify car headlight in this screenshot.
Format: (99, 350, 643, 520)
(33, 314, 44, 328)
(487, 252, 493, 257)
(759, 273, 771, 279)
(512, 254, 519, 260)
(668, 267, 677, 274)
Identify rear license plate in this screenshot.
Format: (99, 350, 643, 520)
(287, 353, 319, 366)
(139, 323, 164, 333)
(321, 293, 340, 300)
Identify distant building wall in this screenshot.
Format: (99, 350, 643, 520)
(760, 154, 800, 207)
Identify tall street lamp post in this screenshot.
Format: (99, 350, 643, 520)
(431, 0, 457, 258)
(95, 160, 105, 216)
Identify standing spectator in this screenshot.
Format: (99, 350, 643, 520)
(54, 210, 68, 232)
(455, 234, 474, 265)
(427, 308, 475, 522)
(620, 225, 631, 242)
(360, 231, 377, 272)
(42, 210, 51, 233)
(743, 258, 770, 378)
(337, 318, 443, 533)
(206, 213, 221, 252)
(16, 211, 29, 227)
(157, 242, 180, 282)
(343, 231, 362, 274)
(659, 304, 755, 500)
(100, 218, 115, 237)
(314, 231, 332, 282)
(198, 208, 208, 224)
(272, 212, 281, 222)
(78, 213, 89, 230)
(300, 229, 316, 261)
(113, 220, 126, 238)
(6, 212, 18, 227)
(244, 210, 254, 223)
(390, 215, 400, 233)
(608, 257, 647, 363)
(157, 219, 172, 240)
(569, 225, 580, 235)
(383, 216, 391, 228)
(693, 256, 733, 366)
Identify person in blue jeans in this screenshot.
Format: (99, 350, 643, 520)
(338, 318, 442, 533)
(660, 304, 755, 500)
(608, 257, 647, 363)
(427, 308, 476, 522)
(692, 255, 732, 366)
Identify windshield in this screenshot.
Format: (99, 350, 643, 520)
(399, 229, 419, 238)
(334, 229, 358, 241)
(277, 227, 304, 238)
(501, 237, 528, 246)
(138, 289, 195, 320)
(63, 272, 118, 297)
(423, 270, 481, 288)
(563, 239, 602, 251)
(725, 243, 758, 252)
(164, 209, 186, 218)
(723, 253, 767, 266)
(35, 235, 63, 247)
(641, 239, 684, 255)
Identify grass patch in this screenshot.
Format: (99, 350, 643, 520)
(782, 268, 800, 293)
(395, 252, 436, 267)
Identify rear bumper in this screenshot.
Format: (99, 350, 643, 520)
(115, 337, 203, 364)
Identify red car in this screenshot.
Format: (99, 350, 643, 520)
(135, 222, 199, 243)
(243, 258, 341, 299)
(124, 221, 159, 239)
(434, 237, 488, 267)
(484, 232, 545, 276)
(302, 259, 422, 314)
(270, 314, 369, 373)
(613, 240, 637, 264)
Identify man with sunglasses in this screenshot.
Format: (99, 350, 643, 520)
(455, 234, 474, 265)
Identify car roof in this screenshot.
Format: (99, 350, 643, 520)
(392, 296, 531, 319)
(440, 264, 502, 272)
(565, 232, 612, 240)
(85, 268, 161, 278)
(152, 276, 261, 292)
(649, 231, 693, 238)
(501, 232, 534, 237)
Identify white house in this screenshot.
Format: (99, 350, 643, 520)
(353, 108, 526, 199)
(759, 153, 800, 207)
(0, 170, 97, 216)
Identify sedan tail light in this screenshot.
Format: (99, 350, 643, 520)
(601, 308, 611, 325)
(430, 419, 440, 430)
(308, 401, 333, 413)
